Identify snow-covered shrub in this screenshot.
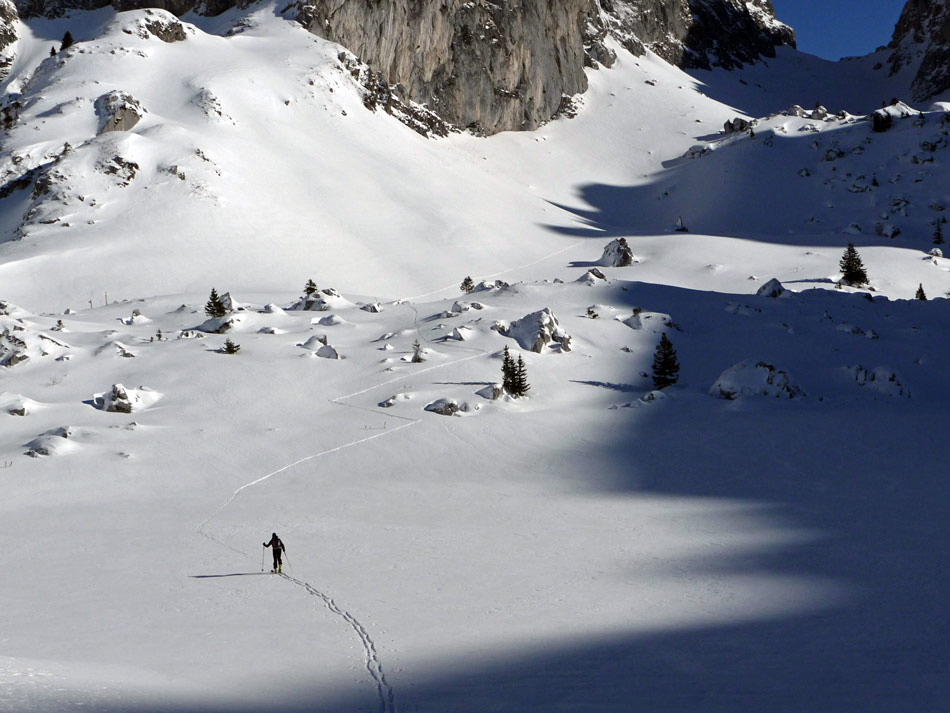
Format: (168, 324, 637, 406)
(710, 362, 804, 400)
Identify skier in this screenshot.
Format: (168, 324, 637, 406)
(263, 532, 285, 574)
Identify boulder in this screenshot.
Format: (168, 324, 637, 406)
(710, 362, 805, 400)
(598, 238, 636, 267)
(95, 91, 145, 134)
(494, 308, 572, 353)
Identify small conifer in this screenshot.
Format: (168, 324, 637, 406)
(60, 31, 74, 52)
(204, 288, 227, 318)
(223, 338, 240, 354)
(839, 243, 869, 286)
(511, 355, 531, 397)
(651, 333, 679, 390)
(934, 220, 945, 245)
(461, 276, 475, 294)
(411, 339, 424, 363)
(501, 346, 514, 393)
(915, 283, 927, 300)
(304, 279, 318, 295)
(49, 46, 56, 57)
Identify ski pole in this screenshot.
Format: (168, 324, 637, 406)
(284, 552, 293, 575)
(261, 545, 265, 573)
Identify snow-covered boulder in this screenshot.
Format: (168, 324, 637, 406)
(598, 238, 636, 267)
(361, 302, 382, 313)
(316, 314, 346, 327)
(26, 427, 77, 458)
(1, 318, 70, 367)
(493, 308, 572, 353)
(476, 383, 506, 400)
(120, 308, 151, 325)
(95, 91, 145, 134)
(425, 398, 460, 416)
(710, 362, 805, 400)
(93, 384, 162, 413)
(447, 326, 475, 341)
(261, 303, 286, 315)
(848, 366, 909, 398)
(724, 117, 752, 134)
(755, 278, 789, 298)
(288, 288, 349, 312)
(315, 345, 341, 360)
(928, 248, 943, 258)
(577, 268, 607, 285)
(2, 393, 38, 416)
(451, 300, 485, 313)
(299, 335, 328, 349)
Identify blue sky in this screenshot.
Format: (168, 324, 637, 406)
(771, 0, 907, 60)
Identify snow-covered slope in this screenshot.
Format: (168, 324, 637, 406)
(1, 5, 949, 713)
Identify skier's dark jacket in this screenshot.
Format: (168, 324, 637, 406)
(264, 534, 284, 553)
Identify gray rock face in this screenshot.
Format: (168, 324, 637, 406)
(888, 0, 950, 101)
(600, 0, 795, 70)
(7, 0, 795, 134)
(95, 91, 145, 134)
(296, 0, 594, 134)
(0, 0, 17, 81)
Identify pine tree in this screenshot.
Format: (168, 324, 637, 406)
(223, 338, 241, 354)
(915, 283, 927, 300)
(934, 220, 945, 246)
(411, 339, 424, 363)
(839, 243, 869, 286)
(204, 288, 227, 318)
(460, 276, 475, 294)
(511, 355, 530, 397)
(501, 346, 516, 393)
(651, 333, 679, 390)
(304, 279, 318, 295)
(60, 31, 74, 52)
(49, 46, 57, 57)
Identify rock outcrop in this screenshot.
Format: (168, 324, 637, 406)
(296, 0, 594, 134)
(887, 0, 950, 101)
(8, 0, 796, 134)
(600, 0, 795, 71)
(95, 91, 146, 134)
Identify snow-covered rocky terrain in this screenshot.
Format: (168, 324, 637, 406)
(1, 3, 949, 712)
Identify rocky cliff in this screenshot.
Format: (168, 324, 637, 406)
(4, 0, 796, 133)
(601, 0, 795, 71)
(888, 0, 950, 101)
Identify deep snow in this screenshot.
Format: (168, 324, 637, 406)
(1, 5, 949, 713)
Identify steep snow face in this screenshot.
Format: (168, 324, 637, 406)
(888, 0, 950, 101)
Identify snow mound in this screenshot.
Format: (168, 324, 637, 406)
(447, 326, 475, 341)
(1, 318, 71, 367)
(25, 427, 79, 457)
(93, 384, 162, 413)
(261, 304, 286, 315)
(2, 393, 40, 416)
(424, 398, 461, 416)
(476, 383, 506, 400)
(848, 366, 909, 398)
(620, 310, 671, 331)
(299, 335, 328, 350)
(95, 341, 137, 358)
(289, 288, 351, 312)
(380, 393, 413, 408)
(710, 362, 805, 400)
(315, 314, 346, 327)
(577, 268, 607, 285)
(120, 308, 151, 325)
(451, 300, 485, 313)
(493, 308, 572, 353)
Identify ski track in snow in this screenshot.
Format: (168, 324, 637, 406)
(281, 573, 398, 713)
(195, 233, 582, 710)
(195, 299, 497, 713)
